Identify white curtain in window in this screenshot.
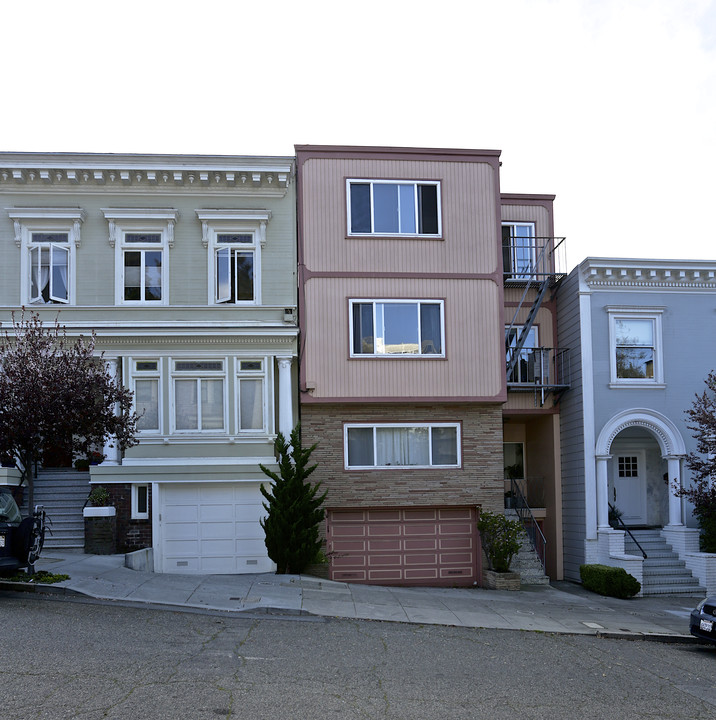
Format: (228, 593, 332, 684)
(201, 379, 224, 429)
(175, 380, 197, 430)
(376, 427, 429, 466)
(135, 379, 159, 431)
(239, 378, 263, 430)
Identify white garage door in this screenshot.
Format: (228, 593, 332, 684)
(158, 482, 273, 574)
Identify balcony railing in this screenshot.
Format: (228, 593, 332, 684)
(506, 347, 570, 390)
(503, 236, 567, 283)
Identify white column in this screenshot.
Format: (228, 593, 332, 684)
(596, 454, 611, 530)
(102, 359, 121, 465)
(276, 357, 294, 439)
(666, 455, 684, 527)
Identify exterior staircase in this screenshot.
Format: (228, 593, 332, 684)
(21, 469, 91, 550)
(505, 509, 550, 585)
(625, 529, 705, 596)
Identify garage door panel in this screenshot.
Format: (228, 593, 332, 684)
(328, 506, 478, 587)
(159, 482, 272, 575)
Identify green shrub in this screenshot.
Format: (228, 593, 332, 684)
(579, 564, 640, 599)
(477, 510, 522, 573)
(88, 485, 111, 507)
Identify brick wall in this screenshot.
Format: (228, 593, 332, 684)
(106, 484, 152, 552)
(301, 403, 504, 514)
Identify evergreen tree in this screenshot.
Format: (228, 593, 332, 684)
(259, 425, 327, 574)
(675, 370, 716, 551)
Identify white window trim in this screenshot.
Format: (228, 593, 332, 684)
(8, 207, 85, 305)
(102, 208, 177, 306)
(196, 210, 270, 306)
(607, 307, 665, 388)
(169, 357, 228, 434)
(233, 357, 270, 434)
(344, 422, 461, 470)
(349, 299, 446, 358)
(130, 357, 163, 435)
(346, 179, 442, 238)
(502, 221, 536, 280)
(131, 484, 149, 520)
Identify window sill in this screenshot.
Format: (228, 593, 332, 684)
(608, 382, 666, 389)
(346, 234, 443, 241)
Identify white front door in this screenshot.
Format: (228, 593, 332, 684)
(613, 453, 647, 526)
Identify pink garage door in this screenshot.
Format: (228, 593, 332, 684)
(327, 507, 479, 587)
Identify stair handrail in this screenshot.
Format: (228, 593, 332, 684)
(608, 502, 647, 558)
(510, 478, 547, 570)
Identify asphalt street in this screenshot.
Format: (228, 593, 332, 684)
(3, 592, 716, 720)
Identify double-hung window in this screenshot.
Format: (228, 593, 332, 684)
(236, 359, 266, 432)
(196, 209, 270, 306)
(350, 300, 444, 357)
(502, 222, 536, 280)
(132, 359, 161, 433)
(345, 423, 460, 469)
(121, 233, 164, 303)
(172, 360, 226, 432)
(608, 309, 664, 386)
(102, 208, 177, 306)
(8, 207, 85, 305)
(347, 180, 441, 237)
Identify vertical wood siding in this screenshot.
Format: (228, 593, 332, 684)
(303, 277, 502, 399)
(301, 158, 499, 275)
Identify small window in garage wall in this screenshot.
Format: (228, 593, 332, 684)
(132, 484, 149, 520)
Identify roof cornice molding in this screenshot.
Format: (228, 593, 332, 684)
(0, 153, 293, 192)
(580, 257, 716, 291)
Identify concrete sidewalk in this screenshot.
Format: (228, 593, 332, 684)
(1, 550, 703, 642)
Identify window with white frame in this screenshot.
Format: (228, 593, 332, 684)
(502, 222, 536, 279)
(132, 359, 161, 433)
(102, 208, 177, 306)
(608, 309, 664, 385)
(345, 423, 460, 469)
(131, 484, 149, 520)
(347, 180, 441, 237)
(172, 360, 226, 432)
(196, 209, 270, 306)
(505, 326, 538, 384)
(350, 300, 444, 357)
(236, 359, 266, 432)
(8, 208, 85, 305)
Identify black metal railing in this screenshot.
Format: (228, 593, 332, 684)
(511, 478, 547, 570)
(506, 347, 570, 389)
(503, 236, 567, 282)
(608, 502, 647, 559)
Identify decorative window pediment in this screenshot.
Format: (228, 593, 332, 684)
(196, 209, 271, 249)
(101, 208, 179, 248)
(7, 207, 86, 248)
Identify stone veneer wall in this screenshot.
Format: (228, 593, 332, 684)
(300, 403, 504, 513)
(106, 484, 153, 552)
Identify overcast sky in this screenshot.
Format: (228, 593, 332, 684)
(3, 0, 714, 270)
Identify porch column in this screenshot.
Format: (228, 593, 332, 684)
(102, 359, 121, 465)
(276, 357, 294, 439)
(596, 454, 611, 530)
(665, 455, 684, 527)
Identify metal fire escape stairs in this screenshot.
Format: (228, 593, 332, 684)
(504, 237, 568, 407)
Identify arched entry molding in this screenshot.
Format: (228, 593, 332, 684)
(595, 409, 685, 529)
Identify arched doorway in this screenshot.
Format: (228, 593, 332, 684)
(595, 409, 685, 530)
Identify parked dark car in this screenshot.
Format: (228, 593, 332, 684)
(0, 486, 46, 573)
(690, 596, 716, 644)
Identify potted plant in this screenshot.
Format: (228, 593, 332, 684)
(478, 509, 523, 590)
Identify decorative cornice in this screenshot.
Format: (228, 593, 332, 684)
(580, 258, 716, 291)
(0, 154, 293, 193)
